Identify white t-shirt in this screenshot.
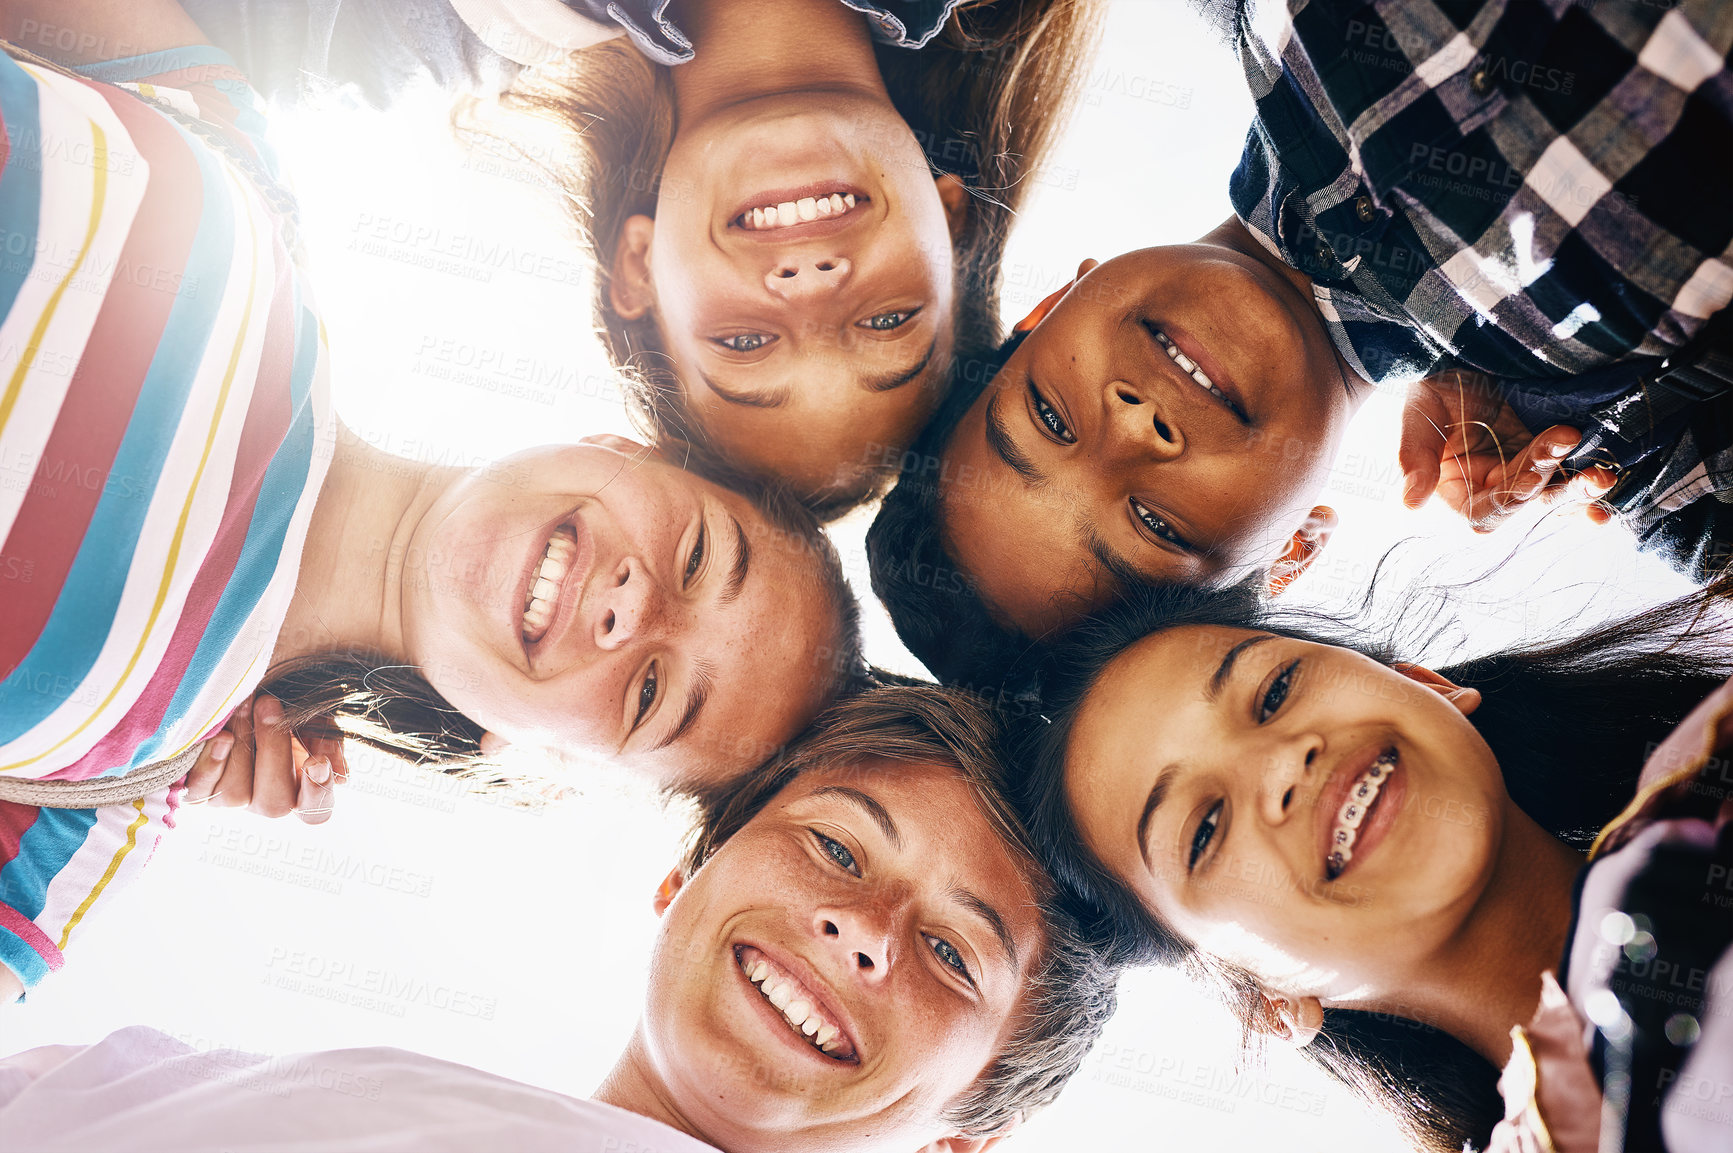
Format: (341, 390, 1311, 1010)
(0, 1026, 720, 1153)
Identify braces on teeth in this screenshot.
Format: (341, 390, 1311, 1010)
(1324, 750, 1396, 881)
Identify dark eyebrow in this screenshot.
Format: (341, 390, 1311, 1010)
(653, 659, 715, 752)
(861, 336, 937, 393)
(700, 371, 790, 409)
(983, 389, 1046, 487)
(951, 886, 1020, 971)
(1136, 764, 1178, 870)
(720, 514, 751, 605)
(1085, 528, 1149, 591)
(1207, 634, 1277, 703)
(807, 785, 902, 850)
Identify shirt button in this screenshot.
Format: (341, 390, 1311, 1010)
(1470, 66, 1494, 96)
(1355, 195, 1375, 222)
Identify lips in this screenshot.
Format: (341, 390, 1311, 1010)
(517, 511, 592, 660)
(1144, 320, 1249, 423)
(1317, 746, 1404, 882)
(727, 182, 871, 241)
(734, 943, 860, 1065)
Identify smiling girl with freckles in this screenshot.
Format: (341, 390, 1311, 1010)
(1016, 580, 1733, 1152)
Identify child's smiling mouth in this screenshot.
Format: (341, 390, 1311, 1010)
(1145, 322, 1249, 422)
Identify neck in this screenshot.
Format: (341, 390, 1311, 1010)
(668, 0, 888, 117)
(271, 423, 454, 671)
(595, 1030, 710, 1145)
(1351, 795, 1584, 1066)
(1201, 214, 1373, 406)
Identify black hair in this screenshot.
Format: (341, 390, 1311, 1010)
(867, 332, 1042, 690)
(1013, 575, 1733, 1151)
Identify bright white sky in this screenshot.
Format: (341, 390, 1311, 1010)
(3, 3, 1690, 1150)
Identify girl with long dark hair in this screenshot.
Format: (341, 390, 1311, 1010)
(1015, 578, 1732, 1151)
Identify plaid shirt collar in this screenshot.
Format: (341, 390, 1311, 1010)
(1228, 0, 1733, 389)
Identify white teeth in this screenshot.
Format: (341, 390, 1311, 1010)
(521, 527, 579, 642)
(1151, 327, 1230, 400)
(737, 950, 850, 1059)
(738, 193, 861, 230)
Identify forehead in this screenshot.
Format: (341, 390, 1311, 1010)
(698, 529, 841, 743)
(772, 761, 1039, 884)
(1072, 627, 1251, 757)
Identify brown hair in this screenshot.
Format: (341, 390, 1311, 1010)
(681, 683, 1120, 1135)
(485, 1, 1104, 517)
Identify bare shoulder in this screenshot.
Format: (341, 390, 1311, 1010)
(0, 0, 208, 65)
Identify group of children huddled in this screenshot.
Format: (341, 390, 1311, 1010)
(2, 1, 1732, 1151)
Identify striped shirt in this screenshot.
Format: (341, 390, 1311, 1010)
(0, 44, 332, 991)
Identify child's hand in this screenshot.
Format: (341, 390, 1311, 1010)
(182, 696, 347, 824)
(1398, 370, 1616, 530)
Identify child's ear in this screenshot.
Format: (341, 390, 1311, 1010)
(579, 432, 648, 456)
(652, 867, 685, 917)
(1259, 990, 1324, 1047)
(1266, 505, 1338, 597)
(917, 1126, 1018, 1153)
(1012, 260, 1100, 334)
(609, 215, 656, 320)
(1392, 663, 1482, 716)
(935, 173, 970, 243)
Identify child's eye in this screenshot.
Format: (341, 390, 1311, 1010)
(684, 522, 707, 585)
(812, 832, 859, 875)
(926, 934, 974, 983)
(715, 333, 775, 353)
(858, 309, 919, 331)
(1131, 499, 1189, 549)
(1189, 800, 1223, 870)
(1259, 660, 1298, 723)
(633, 665, 660, 727)
(1028, 382, 1075, 443)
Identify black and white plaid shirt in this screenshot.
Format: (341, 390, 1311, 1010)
(1229, 0, 1733, 577)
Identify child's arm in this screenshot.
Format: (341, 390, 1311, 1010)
(182, 697, 347, 826)
(1398, 369, 1616, 531)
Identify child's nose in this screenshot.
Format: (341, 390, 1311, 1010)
(764, 255, 853, 298)
(1108, 379, 1184, 461)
